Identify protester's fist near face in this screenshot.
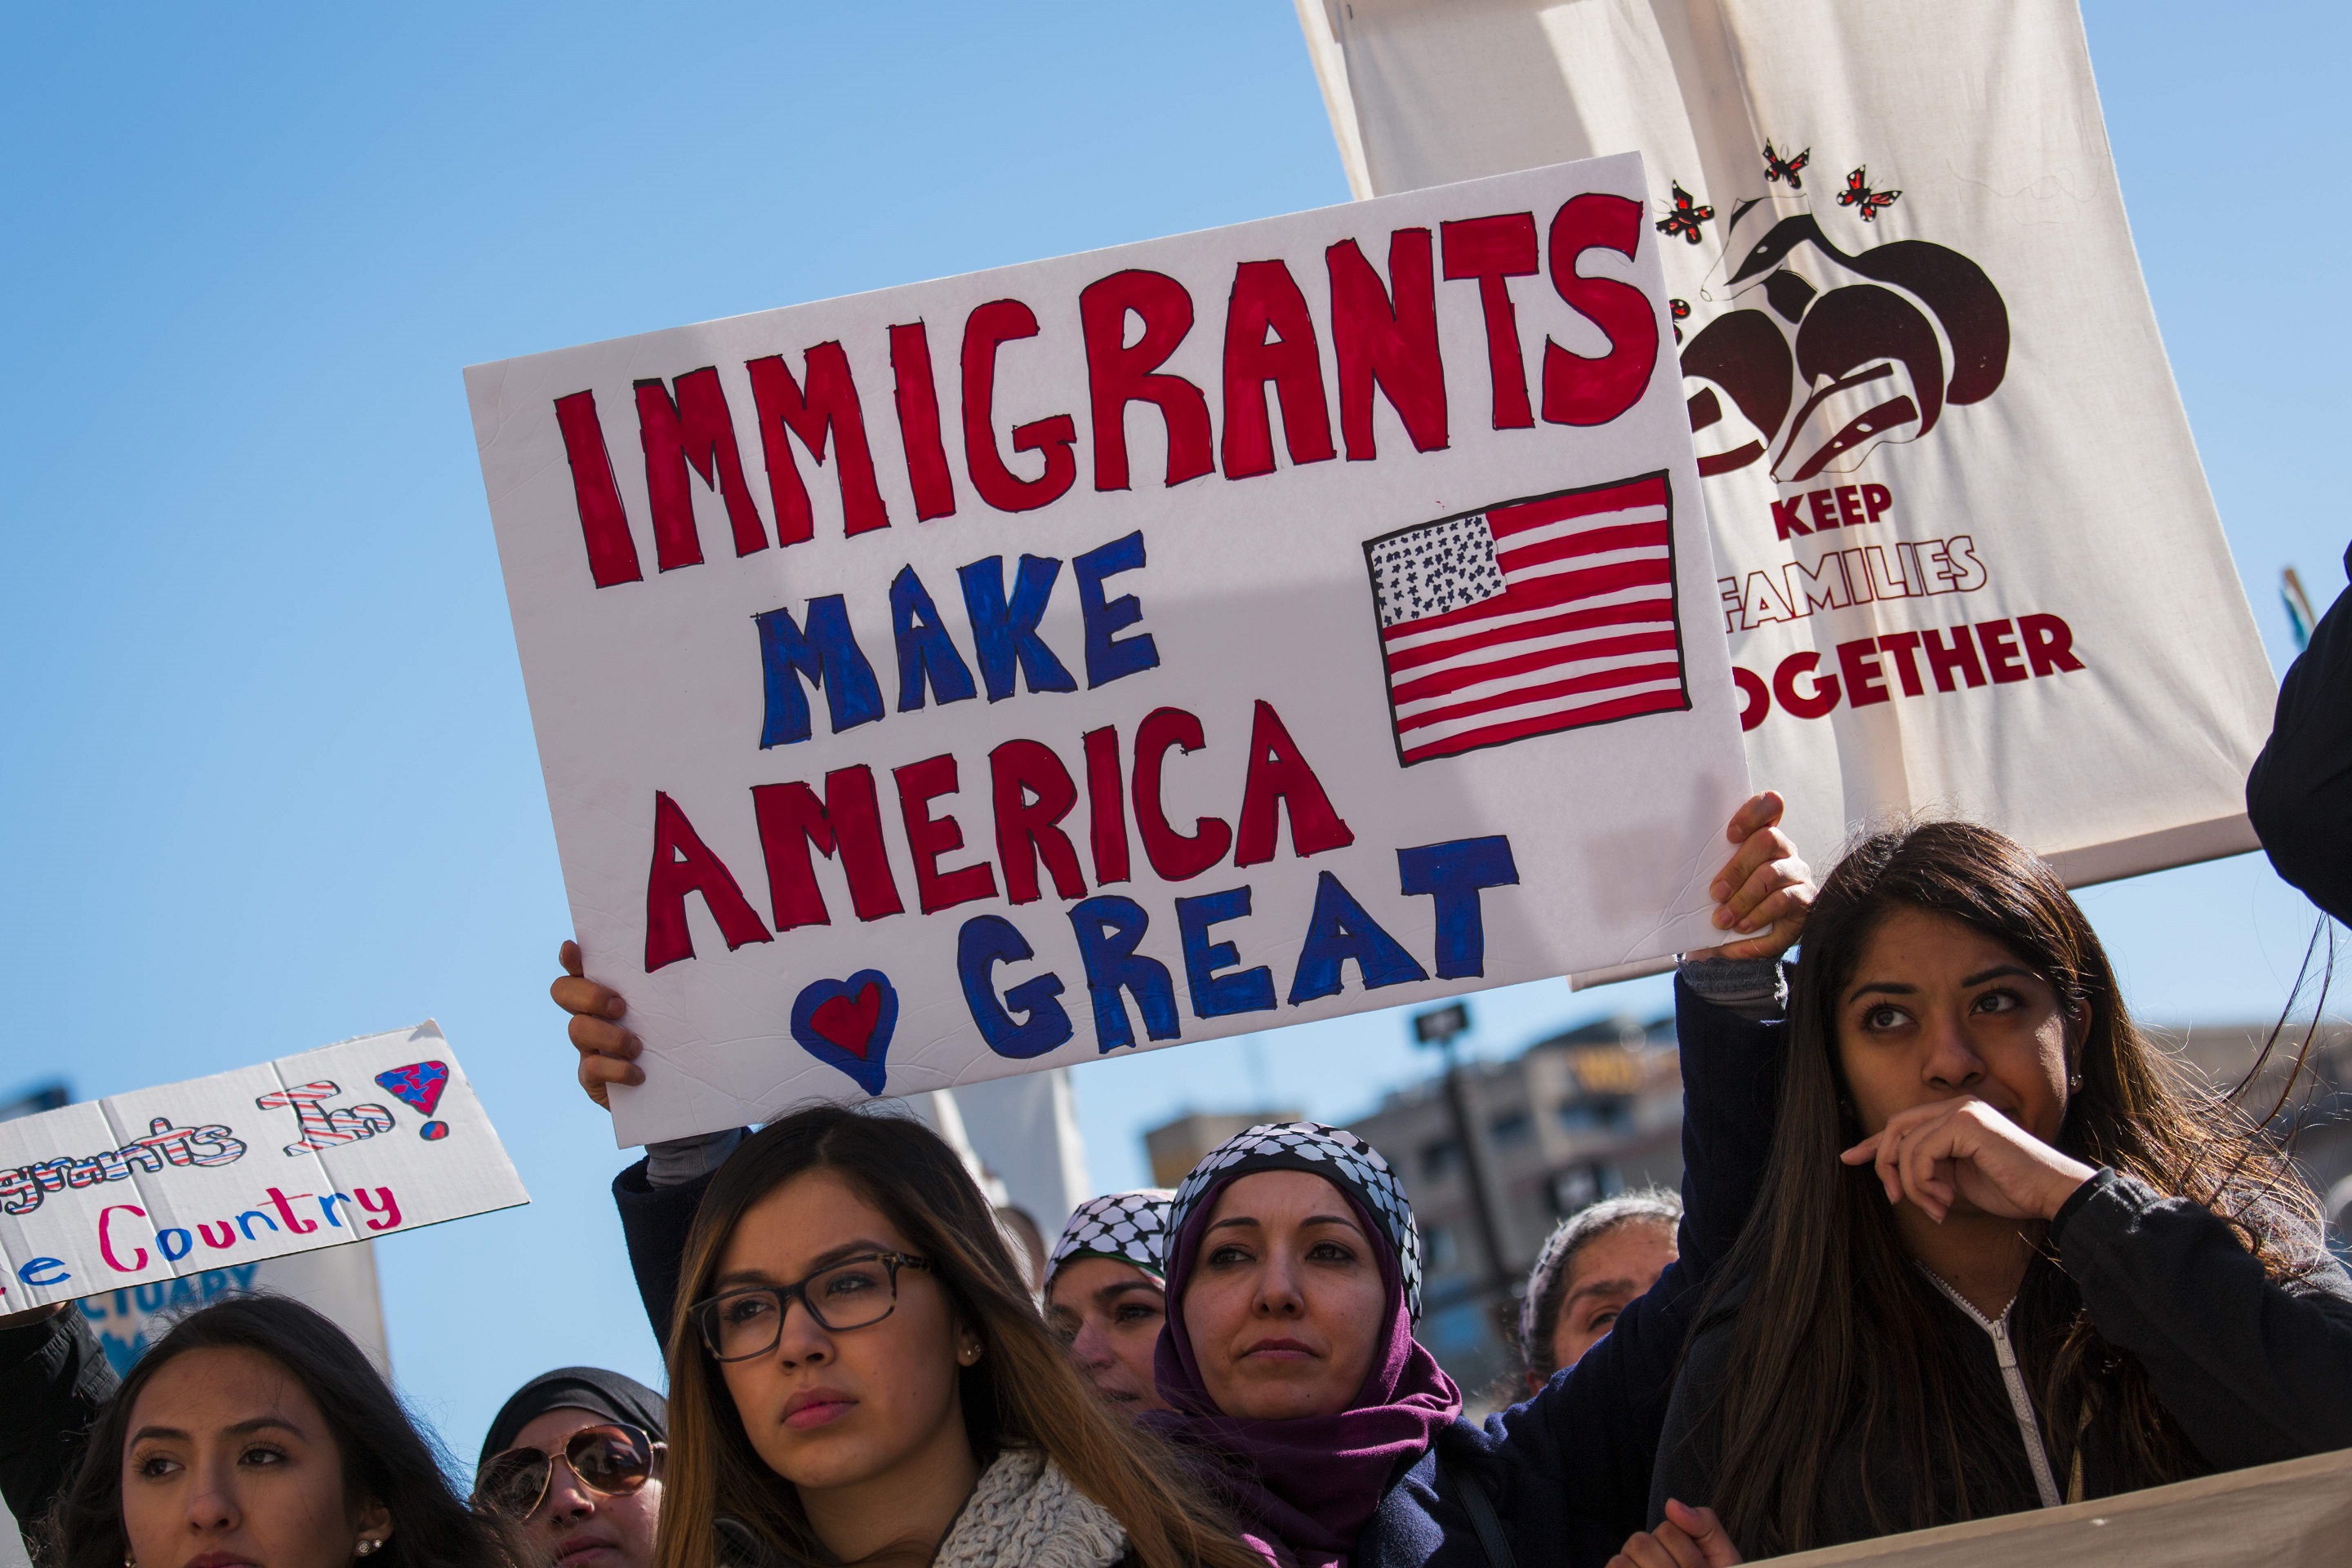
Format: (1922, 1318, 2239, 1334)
(1831, 906, 2091, 1223)
(1609, 1501, 1742, 1568)
(1686, 791, 1813, 964)
(1842, 1097, 2094, 1225)
(554, 940, 642, 1111)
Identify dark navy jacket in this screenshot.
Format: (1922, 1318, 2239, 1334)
(1345, 978, 1782, 1567)
(2248, 541, 2352, 925)
(613, 977, 1785, 1568)
(1650, 1166, 2352, 1555)
(0, 1307, 116, 1551)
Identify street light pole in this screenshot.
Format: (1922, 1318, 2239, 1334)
(1413, 1003, 1516, 1316)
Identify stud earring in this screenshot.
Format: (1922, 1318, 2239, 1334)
(958, 1342, 982, 1365)
(356, 1542, 381, 1558)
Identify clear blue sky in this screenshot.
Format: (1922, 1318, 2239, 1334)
(3, 1, 2343, 1466)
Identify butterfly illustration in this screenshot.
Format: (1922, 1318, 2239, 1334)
(1670, 297, 1691, 344)
(1762, 141, 1810, 191)
(1655, 182, 1715, 245)
(1838, 167, 1901, 220)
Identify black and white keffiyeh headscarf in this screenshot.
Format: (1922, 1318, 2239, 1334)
(1047, 1189, 1173, 1285)
(1165, 1121, 1423, 1319)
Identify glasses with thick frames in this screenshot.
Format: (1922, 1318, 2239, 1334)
(690, 1251, 933, 1362)
(472, 1423, 660, 1521)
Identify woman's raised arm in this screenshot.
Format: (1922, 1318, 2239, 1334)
(550, 940, 742, 1343)
(1446, 793, 1811, 1563)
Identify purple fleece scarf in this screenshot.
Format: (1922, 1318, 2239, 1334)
(1147, 1176, 1461, 1567)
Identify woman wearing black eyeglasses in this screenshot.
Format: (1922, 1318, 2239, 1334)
(474, 1369, 666, 1568)
(653, 1105, 1267, 1568)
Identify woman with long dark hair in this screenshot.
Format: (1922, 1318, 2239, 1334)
(48, 1295, 514, 1568)
(1650, 820, 2352, 1559)
(651, 1104, 1264, 1568)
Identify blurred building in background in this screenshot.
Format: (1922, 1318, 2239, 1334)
(0, 1081, 69, 1123)
(1128, 1008, 2352, 1397)
(2157, 1018, 2352, 1250)
(1346, 1012, 1682, 1392)
(1144, 1107, 1304, 1188)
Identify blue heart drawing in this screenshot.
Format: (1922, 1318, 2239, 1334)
(789, 971, 898, 1097)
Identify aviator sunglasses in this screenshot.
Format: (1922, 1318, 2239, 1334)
(473, 1423, 662, 1521)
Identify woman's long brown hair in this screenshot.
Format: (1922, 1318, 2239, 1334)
(651, 1104, 1263, 1568)
(1694, 821, 2328, 1556)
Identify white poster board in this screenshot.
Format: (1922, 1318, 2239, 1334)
(1297, 0, 2274, 889)
(466, 152, 1752, 1147)
(0, 1022, 526, 1311)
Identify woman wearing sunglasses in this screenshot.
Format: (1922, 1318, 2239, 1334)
(654, 1105, 1266, 1568)
(474, 1370, 666, 1568)
(47, 1295, 516, 1568)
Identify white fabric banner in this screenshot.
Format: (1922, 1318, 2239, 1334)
(73, 1241, 392, 1376)
(466, 154, 1751, 1147)
(949, 1070, 1093, 1233)
(1298, 0, 2272, 884)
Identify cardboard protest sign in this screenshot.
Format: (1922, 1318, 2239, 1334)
(1756, 1447, 2352, 1567)
(1297, 0, 2274, 892)
(466, 153, 1752, 1147)
(0, 1022, 525, 1311)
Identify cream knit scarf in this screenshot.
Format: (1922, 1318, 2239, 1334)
(931, 1448, 1129, 1568)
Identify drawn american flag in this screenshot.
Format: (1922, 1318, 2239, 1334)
(1364, 473, 1687, 764)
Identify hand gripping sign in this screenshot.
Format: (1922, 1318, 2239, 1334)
(0, 1022, 527, 1310)
(466, 153, 1752, 1147)
(1296, 0, 2275, 895)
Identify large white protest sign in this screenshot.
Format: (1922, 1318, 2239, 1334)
(467, 153, 1753, 1147)
(0, 1022, 526, 1311)
(1296, 0, 2274, 891)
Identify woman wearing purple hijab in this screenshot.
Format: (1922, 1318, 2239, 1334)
(1143, 795, 1810, 1568)
(1149, 1121, 1459, 1566)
